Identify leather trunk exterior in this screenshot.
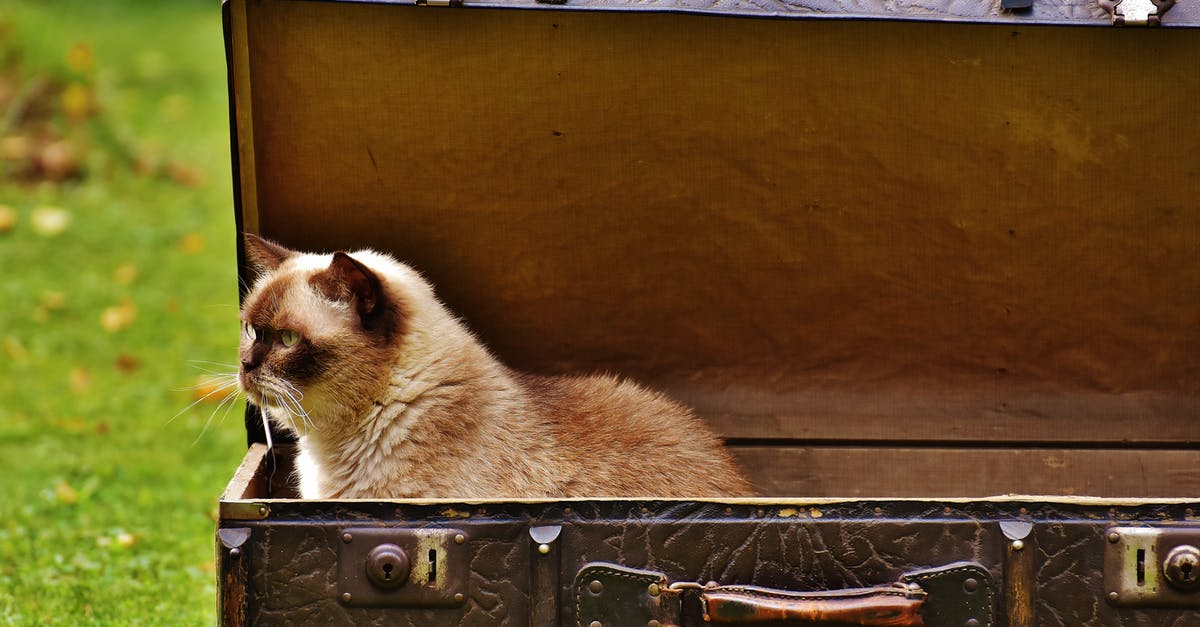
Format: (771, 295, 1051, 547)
(218, 492, 1200, 625)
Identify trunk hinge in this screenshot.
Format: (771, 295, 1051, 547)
(1099, 0, 1174, 25)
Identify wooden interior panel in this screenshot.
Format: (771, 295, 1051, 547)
(230, 0, 1200, 459)
(731, 447, 1200, 498)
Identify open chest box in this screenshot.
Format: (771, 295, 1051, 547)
(218, 0, 1200, 624)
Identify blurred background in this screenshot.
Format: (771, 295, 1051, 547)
(0, 1, 244, 623)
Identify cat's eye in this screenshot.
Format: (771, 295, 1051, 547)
(279, 329, 300, 347)
(242, 321, 256, 341)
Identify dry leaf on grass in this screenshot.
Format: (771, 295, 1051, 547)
(178, 232, 205, 254)
(167, 161, 205, 188)
(61, 83, 93, 124)
(100, 300, 137, 333)
(113, 263, 138, 285)
(0, 205, 16, 233)
(31, 206, 71, 237)
(38, 141, 81, 180)
(69, 367, 92, 393)
(3, 336, 28, 362)
(115, 532, 137, 549)
(55, 480, 78, 505)
(65, 42, 94, 74)
(193, 374, 234, 403)
(114, 353, 141, 373)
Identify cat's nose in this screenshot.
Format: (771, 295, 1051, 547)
(241, 357, 260, 372)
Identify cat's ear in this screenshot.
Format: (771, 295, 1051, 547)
(243, 233, 295, 275)
(311, 252, 384, 320)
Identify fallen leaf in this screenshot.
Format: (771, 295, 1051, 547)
(96, 422, 109, 435)
(161, 93, 190, 120)
(32, 291, 66, 323)
(113, 263, 138, 285)
(55, 481, 78, 505)
(178, 232, 205, 254)
(38, 141, 81, 181)
(69, 367, 92, 393)
(167, 161, 205, 188)
(193, 375, 233, 403)
(0, 135, 32, 161)
(61, 83, 92, 124)
(3, 336, 28, 362)
(0, 205, 16, 233)
(114, 353, 140, 373)
(115, 532, 137, 549)
(100, 300, 137, 333)
(40, 291, 66, 310)
(31, 206, 71, 237)
(65, 43, 94, 73)
(60, 418, 87, 433)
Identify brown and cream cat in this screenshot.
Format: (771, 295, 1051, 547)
(237, 234, 755, 499)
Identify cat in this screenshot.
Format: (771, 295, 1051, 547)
(237, 234, 756, 499)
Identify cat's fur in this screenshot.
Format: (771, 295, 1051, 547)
(238, 234, 755, 499)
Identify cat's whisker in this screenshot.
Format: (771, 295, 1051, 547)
(172, 373, 239, 392)
(167, 378, 242, 426)
(191, 386, 243, 446)
(188, 359, 239, 369)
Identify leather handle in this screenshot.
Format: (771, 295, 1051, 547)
(702, 583, 926, 626)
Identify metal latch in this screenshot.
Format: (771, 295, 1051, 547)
(338, 527, 469, 608)
(1098, 0, 1175, 25)
(1105, 527, 1200, 607)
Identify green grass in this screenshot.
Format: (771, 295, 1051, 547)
(0, 2, 245, 624)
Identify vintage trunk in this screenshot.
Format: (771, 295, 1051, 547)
(218, 0, 1200, 624)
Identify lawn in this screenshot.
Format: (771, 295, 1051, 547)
(0, 2, 246, 623)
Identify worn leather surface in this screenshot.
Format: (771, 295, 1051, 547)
(226, 500, 1200, 625)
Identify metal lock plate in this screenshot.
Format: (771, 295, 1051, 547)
(1104, 527, 1200, 608)
(338, 527, 469, 608)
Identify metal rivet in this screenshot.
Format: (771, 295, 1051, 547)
(454, 592, 465, 603)
(1108, 591, 1119, 602)
(229, 547, 241, 558)
(965, 619, 981, 627)
(1108, 531, 1120, 544)
(1012, 539, 1025, 551)
(258, 506, 268, 517)
(455, 533, 465, 545)
(589, 580, 604, 594)
(647, 583, 660, 596)
(341, 592, 352, 603)
(342, 533, 353, 544)
(963, 578, 978, 593)
(648, 621, 661, 627)
(589, 621, 602, 627)
(538, 543, 550, 555)
(564, 507, 573, 514)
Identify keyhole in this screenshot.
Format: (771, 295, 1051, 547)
(1181, 560, 1194, 581)
(428, 549, 437, 584)
(383, 562, 394, 580)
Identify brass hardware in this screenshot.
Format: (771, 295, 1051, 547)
(1011, 540, 1024, 551)
(647, 583, 660, 596)
(1105, 527, 1200, 607)
(538, 543, 551, 555)
(1098, 0, 1175, 25)
(1162, 545, 1200, 591)
(589, 580, 604, 594)
(220, 501, 270, 520)
(365, 544, 411, 590)
(454, 534, 465, 545)
(338, 527, 468, 608)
